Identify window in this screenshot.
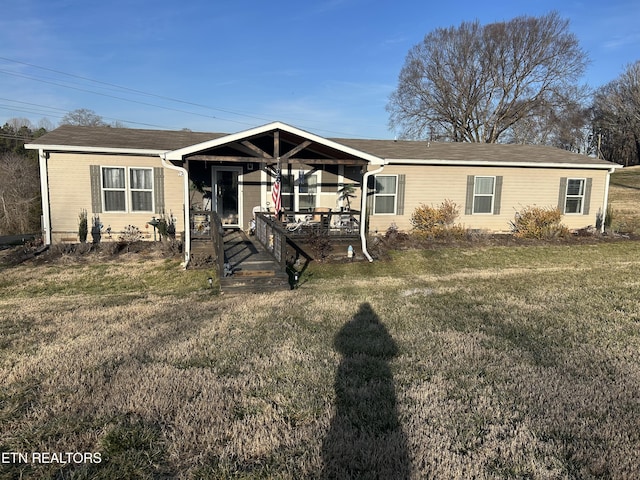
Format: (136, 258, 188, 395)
(102, 167, 126, 212)
(101, 167, 154, 213)
(564, 178, 585, 214)
(130, 168, 153, 212)
(374, 175, 397, 214)
(473, 176, 495, 214)
(275, 170, 318, 211)
(298, 173, 317, 211)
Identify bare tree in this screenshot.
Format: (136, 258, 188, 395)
(37, 117, 55, 132)
(387, 12, 589, 143)
(591, 61, 640, 165)
(60, 108, 107, 127)
(0, 151, 41, 235)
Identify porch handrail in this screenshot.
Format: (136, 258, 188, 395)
(190, 209, 224, 279)
(254, 212, 287, 269)
(280, 209, 361, 236)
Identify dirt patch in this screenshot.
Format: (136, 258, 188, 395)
(0, 240, 183, 268)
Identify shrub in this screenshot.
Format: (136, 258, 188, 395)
(157, 214, 177, 241)
(411, 199, 459, 231)
(78, 209, 88, 243)
(118, 225, 143, 243)
(510, 206, 568, 239)
(410, 199, 467, 239)
(307, 230, 332, 262)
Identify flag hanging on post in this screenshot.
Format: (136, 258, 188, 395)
(272, 169, 282, 215)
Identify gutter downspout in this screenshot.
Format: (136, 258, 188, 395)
(38, 149, 52, 245)
(159, 153, 191, 268)
(601, 166, 616, 233)
(360, 163, 386, 262)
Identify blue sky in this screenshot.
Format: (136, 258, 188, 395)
(1, 0, 639, 138)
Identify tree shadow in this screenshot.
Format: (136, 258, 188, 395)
(321, 302, 411, 479)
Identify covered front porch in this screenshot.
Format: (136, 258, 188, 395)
(170, 123, 373, 233)
(167, 122, 383, 283)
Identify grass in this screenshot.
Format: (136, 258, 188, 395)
(608, 165, 640, 234)
(1, 240, 640, 479)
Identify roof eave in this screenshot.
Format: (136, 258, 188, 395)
(24, 143, 168, 156)
(165, 121, 385, 165)
(385, 158, 622, 169)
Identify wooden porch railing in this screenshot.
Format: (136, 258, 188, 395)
(255, 212, 287, 270)
(190, 210, 224, 278)
(280, 210, 361, 237)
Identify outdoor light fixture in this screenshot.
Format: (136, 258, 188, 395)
(207, 277, 213, 288)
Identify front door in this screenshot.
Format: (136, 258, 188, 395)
(213, 167, 242, 227)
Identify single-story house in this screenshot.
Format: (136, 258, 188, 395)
(26, 121, 621, 264)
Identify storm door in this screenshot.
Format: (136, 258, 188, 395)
(212, 167, 242, 227)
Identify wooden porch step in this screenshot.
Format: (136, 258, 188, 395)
(232, 269, 278, 277)
(219, 271, 290, 294)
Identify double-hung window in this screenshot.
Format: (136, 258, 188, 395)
(373, 175, 397, 214)
(101, 167, 154, 213)
(564, 178, 585, 214)
(130, 168, 153, 212)
(102, 167, 126, 212)
(473, 176, 495, 214)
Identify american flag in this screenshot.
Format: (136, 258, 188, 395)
(272, 169, 282, 214)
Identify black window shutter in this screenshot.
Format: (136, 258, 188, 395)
(558, 177, 568, 213)
(90, 165, 102, 214)
(583, 178, 592, 215)
(493, 176, 503, 215)
(396, 174, 406, 215)
(154, 167, 165, 214)
(465, 175, 474, 215)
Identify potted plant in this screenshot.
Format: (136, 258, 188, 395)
(338, 183, 356, 211)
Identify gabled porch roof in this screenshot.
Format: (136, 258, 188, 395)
(165, 121, 385, 166)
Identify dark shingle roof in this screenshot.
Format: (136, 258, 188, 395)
(28, 125, 616, 167)
(333, 138, 614, 166)
(28, 125, 226, 151)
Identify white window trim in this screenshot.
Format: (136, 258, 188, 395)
(129, 167, 154, 213)
(473, 176, 495, 215)
(373, 174, 398, 215)
(564, 177, 586, 215)
(101, 166, 154, 214)
(101, 166, 127, 213)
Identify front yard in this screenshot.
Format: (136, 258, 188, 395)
(1, 240, 640, 478)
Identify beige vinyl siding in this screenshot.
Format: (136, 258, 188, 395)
(367, 164, 608, 233)
(242, 167, 262, 230)
(47, 153, 184, 243)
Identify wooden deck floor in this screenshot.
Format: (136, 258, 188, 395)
(219, 229, 290, 293)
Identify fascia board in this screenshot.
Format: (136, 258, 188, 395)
(385, 158, 622, 170)
(166, 121, 385, 165)
(24, 143, 167, 156)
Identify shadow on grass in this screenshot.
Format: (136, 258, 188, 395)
(321, 302, 411, 479)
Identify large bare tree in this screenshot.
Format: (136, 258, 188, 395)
(591, 61, 640, 165)
(387, 12, 589, 144)
(60, 108, 107, 127)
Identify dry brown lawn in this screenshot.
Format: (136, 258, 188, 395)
(2, 238, 640, 478)
(608, 165, 640, 234)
